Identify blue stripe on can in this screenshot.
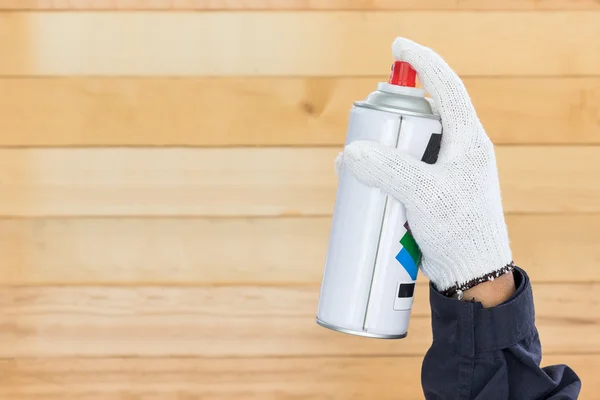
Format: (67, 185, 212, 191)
(395, 247, 418, 280)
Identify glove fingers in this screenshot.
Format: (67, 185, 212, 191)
(392, 38, 480, 145)
(342, 141, 431, 206)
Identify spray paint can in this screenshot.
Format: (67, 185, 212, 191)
(316, 61, 442, 339)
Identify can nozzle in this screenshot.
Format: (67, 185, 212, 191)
(388, 61, 416, 87)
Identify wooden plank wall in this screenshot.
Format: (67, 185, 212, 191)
(0, 1, 599, 399)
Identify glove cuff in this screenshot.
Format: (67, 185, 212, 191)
(435, 262, 516, 298)
(420, 225, 514, 297)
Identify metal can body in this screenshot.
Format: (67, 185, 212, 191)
(316, 83, 442, 339)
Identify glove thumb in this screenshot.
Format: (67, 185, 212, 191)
(342, 141, 432, 205)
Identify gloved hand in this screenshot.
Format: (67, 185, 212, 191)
(337, 38, 514, 297)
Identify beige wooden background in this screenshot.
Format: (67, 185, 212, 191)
(0, 1, 600, 399)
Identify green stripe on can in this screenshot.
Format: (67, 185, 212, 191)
(400, 232, 421, 265)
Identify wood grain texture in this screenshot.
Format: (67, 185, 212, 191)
(0, 284, 598, 357)
(1, 355, 597, 400)
(0, 215, 598, 285)
(2, 12, 600, 76)
(0, 217, 330, 285)
(1, 0, 599, 10)
(0, 147, 338, 217)
(0, 147, 598, 216)
(0, 6, 594, 399)
(2, 77, 599, 146)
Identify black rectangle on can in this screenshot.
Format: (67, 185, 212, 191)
(398, 283, 416, 298)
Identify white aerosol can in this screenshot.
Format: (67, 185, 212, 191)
(316, 61, 442, 339)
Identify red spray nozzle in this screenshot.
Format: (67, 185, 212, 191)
(388, 61, 416, 87)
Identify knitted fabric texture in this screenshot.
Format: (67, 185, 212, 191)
(340, 38, 513, 293)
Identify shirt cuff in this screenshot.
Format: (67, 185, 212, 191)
(429, 267, 536, 356)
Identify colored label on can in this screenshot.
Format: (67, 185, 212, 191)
(395, 227, 421, 281)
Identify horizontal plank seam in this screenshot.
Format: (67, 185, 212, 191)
(0, 281, 593, 288)
(0, 212, 595, 220)
(2, 75, 600, 81)
(0, 144, 597, 150)
(0, 352, 597, 361)
(1, 9, 600, 13)
(0, 212, 597, 218)
(2, 74, 600, 79)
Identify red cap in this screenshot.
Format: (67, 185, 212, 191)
(388, 61, 416, 87)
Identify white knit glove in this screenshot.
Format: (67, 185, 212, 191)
(338, 38, 514, 296)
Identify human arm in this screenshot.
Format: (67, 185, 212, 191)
(338, 37, 581, 399)
(423, 267, 580, 399)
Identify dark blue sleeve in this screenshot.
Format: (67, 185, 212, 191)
(421, 268, 581, 400)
